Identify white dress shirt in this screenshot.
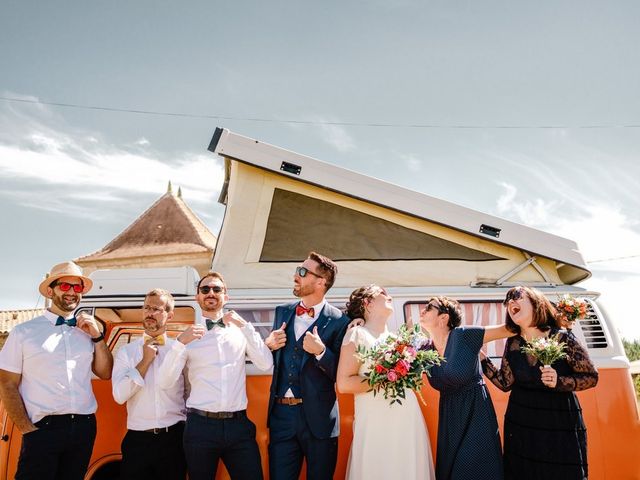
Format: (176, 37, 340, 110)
(0, 310, 97, 423)
(294, 299, 327, 340)
(157, 316, 273, 413)
(112, 334, 186, 430)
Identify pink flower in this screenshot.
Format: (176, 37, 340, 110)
(387, 370, 398, 382)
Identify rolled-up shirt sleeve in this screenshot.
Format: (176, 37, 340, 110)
(241, 323, 273, 371)
(156, 340, 188, 390)
(111, 346, 145, 405)
(0, 328, 23, 374)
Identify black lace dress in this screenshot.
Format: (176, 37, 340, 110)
(481, 330, 598, 480)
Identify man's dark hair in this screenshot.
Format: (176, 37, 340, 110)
(197, 271, 227, 291)
(308, 251, 338, 292)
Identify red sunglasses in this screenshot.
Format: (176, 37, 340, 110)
(53, 281, 84, 293)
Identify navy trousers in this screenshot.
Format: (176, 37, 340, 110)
(268, 404, 338, 480)
(183, 411, 263, 480)
(16, 413, 96, 480)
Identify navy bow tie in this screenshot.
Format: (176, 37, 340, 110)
(55, 316, 77, 327)
(206, 318, 225, 330)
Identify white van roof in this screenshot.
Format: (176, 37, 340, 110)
(208, 128, 590, 287)
(85, 267, 199, 297)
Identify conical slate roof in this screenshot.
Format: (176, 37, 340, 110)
(76, 189, 216, 262)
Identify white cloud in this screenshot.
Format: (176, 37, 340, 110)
(0, 96, 225, 219)
(493, 182, 640, 339)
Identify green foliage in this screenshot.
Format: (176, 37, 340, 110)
(622, 338, 640, 362)
(623, 338, 640, 399)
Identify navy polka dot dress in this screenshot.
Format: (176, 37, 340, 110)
(428, 326, 503, 480)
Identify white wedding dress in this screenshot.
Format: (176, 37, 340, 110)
(343, 326, 435, 480)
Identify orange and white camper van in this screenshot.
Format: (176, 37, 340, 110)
(1, 128, 638, 479)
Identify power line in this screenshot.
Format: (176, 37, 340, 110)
(2, 95, 640, 129)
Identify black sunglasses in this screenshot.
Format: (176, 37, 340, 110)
(295, 266, 322, 278)
(503, 287, 524, 305)
(423, 302, 444, 314)
(199, 285, 225, 295)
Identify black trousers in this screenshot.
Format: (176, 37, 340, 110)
(183, 411, 263, 480)
(16, 413, 96, 480)
(120, 421, 187, 480)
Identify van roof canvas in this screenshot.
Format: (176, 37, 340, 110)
(208, 128, 590, 289)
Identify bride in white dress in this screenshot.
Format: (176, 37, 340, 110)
(337, 285, 435, 480)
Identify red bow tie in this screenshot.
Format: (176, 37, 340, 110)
(296, 304, 315, 318)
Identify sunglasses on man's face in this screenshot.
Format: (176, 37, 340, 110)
(199, 285, 225, 295)
(53, 282, 83, 293)
(295, 266, 322, 279)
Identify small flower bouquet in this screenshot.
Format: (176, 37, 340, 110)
(521, 334, 568, 367)
(555, 294, 588, 328)
(355, 324, 443, 405)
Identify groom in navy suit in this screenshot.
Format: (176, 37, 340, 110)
(265, 252, 350, 480)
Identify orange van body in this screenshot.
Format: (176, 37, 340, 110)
(1, 295, 639, 479)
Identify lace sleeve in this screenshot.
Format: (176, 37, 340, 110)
(555, 333, 599, 392)
(481, 339, 515, 392)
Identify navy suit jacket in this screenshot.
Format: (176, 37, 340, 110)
(267, 301, 350, 439)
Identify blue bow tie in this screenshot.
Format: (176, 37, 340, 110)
(206, 318, 225, 330)
(55, 316, 77, 327)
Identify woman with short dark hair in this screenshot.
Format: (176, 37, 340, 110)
(481, 286, 598, 479)
(420, 296, 511, 480)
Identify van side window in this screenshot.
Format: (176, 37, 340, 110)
(231, 308, 275, 342)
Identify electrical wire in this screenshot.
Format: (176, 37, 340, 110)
(2, 95, 640, 129)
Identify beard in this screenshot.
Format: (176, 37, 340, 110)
(293, 282, 315, 298)
(51, 292, 79, 312)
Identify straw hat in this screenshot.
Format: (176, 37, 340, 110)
(38, 261, 93, 297)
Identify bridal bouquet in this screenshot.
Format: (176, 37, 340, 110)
(555, 294, 588, 327)
(355, 324, 443, 406)
(521, 334, 568, 367)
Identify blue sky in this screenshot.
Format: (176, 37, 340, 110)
(1, 1, 639, 339)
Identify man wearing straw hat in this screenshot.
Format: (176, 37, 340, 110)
(0, 261, 113, 480)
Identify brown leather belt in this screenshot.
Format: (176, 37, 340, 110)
(276, 397, 303, 406)
(187, 408, 246, 419)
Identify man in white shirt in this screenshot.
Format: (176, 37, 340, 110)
(157, 271, 273, 480)
(111, 288, 187, 480)
(0, 261, 113, 480)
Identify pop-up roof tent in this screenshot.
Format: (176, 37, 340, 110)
(208, 128, 590, 290)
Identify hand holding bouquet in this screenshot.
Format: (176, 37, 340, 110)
(355, 324, 443, 405)
(555, 294, 588, 329)
(521, 334, 567, 367)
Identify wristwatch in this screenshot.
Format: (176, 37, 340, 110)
(91, 333, 105, 343)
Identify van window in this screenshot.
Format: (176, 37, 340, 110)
(231, 308, 275, 341)
(404, 301, 508, 358)
(91, 306, 196, 355)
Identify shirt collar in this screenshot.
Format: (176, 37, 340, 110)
(44, 309, 73, 325)
(142, 332, 168, 342)
(299, 299, 326, 316)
